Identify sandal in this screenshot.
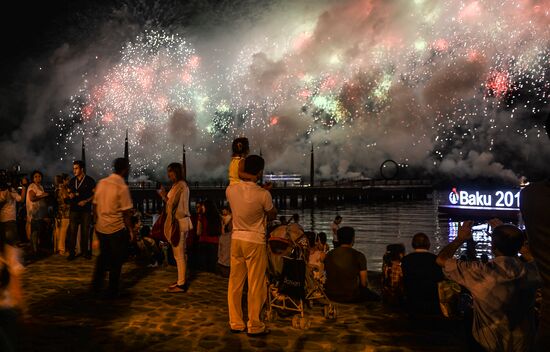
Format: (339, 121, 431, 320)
(247, 328, 271, 337)
(165, 283, 188, 293)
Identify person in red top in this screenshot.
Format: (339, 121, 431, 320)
(197, 200, 221, 273)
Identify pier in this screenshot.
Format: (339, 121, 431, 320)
(130, 179, 434, 213)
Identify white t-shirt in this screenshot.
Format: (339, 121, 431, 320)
(93, 173, 133, 234)
(26, 183, 47, 220)
(226, 181, 273, 244)
(0, 189, 22, 222)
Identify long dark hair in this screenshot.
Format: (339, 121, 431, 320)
(167, 162, 184, 181)
(203, 200, 222, 236)
(231, 137, 249, 156)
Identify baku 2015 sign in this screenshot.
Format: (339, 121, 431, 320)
(445, 187, 520, 210)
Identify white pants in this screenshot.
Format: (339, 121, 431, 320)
(54, 218, 70, 253)
(228, 239, 267, 334)
(173, 219, 189, 286)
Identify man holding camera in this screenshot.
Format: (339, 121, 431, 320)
(67, 160, 96, 260)
(0, 176, 26, 245)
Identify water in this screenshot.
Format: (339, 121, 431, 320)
(277, 198, 496, 271)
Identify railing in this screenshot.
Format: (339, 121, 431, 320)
(9, 178, 432, 191)
(128, 178, 433, 190)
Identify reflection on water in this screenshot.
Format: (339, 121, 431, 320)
(278, 197, 505, 271)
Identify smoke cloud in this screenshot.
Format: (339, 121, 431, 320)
(1, 0, 549, 184)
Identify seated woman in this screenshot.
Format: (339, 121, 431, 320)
(317, 232, 330, 253)
(381, 243, 406, 306)
(139, 225, 163, 267)
(306, 232, 325, 270)
(306, 232, 326, 289)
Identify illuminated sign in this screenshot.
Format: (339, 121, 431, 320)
(442, 187, 521, 211)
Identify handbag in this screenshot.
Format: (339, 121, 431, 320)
(151, 210, 168, 242)
(167, 211, 181, 247)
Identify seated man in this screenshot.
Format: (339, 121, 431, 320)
(437, 221, 539, 352)
(324, 227, 371, 303)
(401, 233, 444, 315)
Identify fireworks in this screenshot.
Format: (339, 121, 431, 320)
(55, 0, 550, 179)
(56, 30, 206, 174)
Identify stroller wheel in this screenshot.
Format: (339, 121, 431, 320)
(324, 304, 338, 320)
(299, 316, 311, 330)
(266, 309, 277, 322)
(291, 315, 300, 329)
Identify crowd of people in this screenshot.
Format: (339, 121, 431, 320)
(0, 133, 548, 351)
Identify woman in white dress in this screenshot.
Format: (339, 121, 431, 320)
(159, 163, 192, 293)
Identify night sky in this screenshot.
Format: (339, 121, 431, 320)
(0, 0, 548, 182)
(1, 1, 110, 132)
(0, 0, 264, 134)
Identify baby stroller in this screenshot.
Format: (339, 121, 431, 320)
(266, 225, 337, 330)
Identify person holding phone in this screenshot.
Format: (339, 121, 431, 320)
(0, 177, 26, 245)
(437, 220, 539, 351)
(158, 162, 191, 293)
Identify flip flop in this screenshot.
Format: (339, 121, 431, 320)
(165, 283, 188, 293)
(247, 329, 270, 337)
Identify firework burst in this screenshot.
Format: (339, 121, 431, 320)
(56, 0, 550, 179)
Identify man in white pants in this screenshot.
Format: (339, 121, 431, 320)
(226, 155, 277, 336)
